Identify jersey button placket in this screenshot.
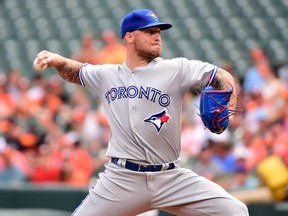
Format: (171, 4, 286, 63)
(131, 72, 135, 85)
(129, 71, 137, 132)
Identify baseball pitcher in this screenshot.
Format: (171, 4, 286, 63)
(33, 9, 248, 216)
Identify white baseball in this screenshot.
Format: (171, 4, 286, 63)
(33, 57, 48, 72)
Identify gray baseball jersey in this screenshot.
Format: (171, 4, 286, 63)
(79, 57, 216, 164)
(73, 57, 249, 216)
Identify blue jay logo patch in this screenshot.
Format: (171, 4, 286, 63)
(144, 109, 170, 133)
(146, 11, 159, 21)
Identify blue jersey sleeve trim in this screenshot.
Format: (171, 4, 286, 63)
(79, 63, 89, 86)
(206, 66, 218, 87)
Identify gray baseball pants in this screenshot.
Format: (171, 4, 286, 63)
(72, 162, 249, 216)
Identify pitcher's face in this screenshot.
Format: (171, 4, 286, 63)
(132, 27, 162, 60)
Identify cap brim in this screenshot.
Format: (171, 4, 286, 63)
(138, 23, 172, 31)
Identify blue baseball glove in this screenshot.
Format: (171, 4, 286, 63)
(199, 86, 232, 134)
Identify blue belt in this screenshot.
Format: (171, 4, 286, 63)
(111, 158, 175, 172)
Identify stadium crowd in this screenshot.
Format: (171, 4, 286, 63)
(0, 32, 288, 200)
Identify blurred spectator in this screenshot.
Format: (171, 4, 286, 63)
(181, 115, 208, 159)
(192, 140, 223, 182)
(243, 91, 269, 135)
(261, 66, 288, 122)
(44, 76, 68, 115)
(0, 74, 17, 118)
(53, 132, 94, 187)
(229, 163, 259, 192)
(18, 128, 40, 150)
(276, 62, 288, 86)
(210, 131, 237, 173)
(6, 68, 23, 102)
(242, 120, 288, 172)
(0, 152, 25, 184)
(228, 148, 259, 191)
(0, 138, 29, 184)
(29, 144, 61, 184)
(71, 32, 99, 64)
(27, 74, 46, 103)
(97, 30, 126, 64)
(243, 48, 271, 93)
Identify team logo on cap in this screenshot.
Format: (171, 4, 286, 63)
(144, 109, 170, 133)
(146, 11, 159, 21)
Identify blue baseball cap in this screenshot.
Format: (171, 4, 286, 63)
(120, 9, 172, 38)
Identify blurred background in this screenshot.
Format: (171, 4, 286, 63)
(0, 0, 288, 215)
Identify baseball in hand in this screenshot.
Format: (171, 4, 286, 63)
(33, 57, 48, 72)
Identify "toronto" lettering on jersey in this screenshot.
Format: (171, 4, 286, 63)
(105, 86, 171, 107)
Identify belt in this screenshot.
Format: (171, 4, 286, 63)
(111, 158, 175, 172)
